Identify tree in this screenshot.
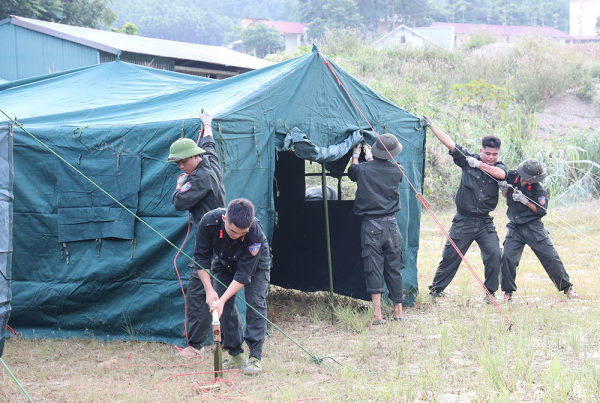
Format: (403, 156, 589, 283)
(322, 0, 362, 29)
(596, 16, 600, 37)
(0, 0, 115, 29)
(109, 22, 139, 35)
(242, 23, 285, 57)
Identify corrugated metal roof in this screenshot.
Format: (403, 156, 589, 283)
(431, 22, 572, 38)
(257, 20, 307, 34)
(4, 16, 272, 70)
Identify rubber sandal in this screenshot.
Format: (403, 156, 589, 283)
(391, 316, 404, 321)
(372, 319, 387, 325)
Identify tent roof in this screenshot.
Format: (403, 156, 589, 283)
(0, 47, 418, 145)
(2, 16, 273, 71)
(0, 46, 423, 156)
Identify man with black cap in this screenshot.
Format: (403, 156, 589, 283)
(168, 110, 226, 357)
(348, 133, 405, 325)
(499, 158, 578, 301)
(422, 116, 507, 303)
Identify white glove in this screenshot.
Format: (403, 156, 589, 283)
(352, 144, 361, 159)
(498, 181, 508, 192)
(177, 173, 189, 186)
(466, 156, 481, 168)
(363, 144, 373, 161)
(512, 190, 529, 205)
(422, 115, 434, 128)
(199, 110, 212, 126)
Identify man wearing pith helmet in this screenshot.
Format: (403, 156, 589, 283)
(168, 110, 226, 358)
(348, 133, 406, 325)
(499, 158, 578, 302)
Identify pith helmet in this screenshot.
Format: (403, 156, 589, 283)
(167, 138, 205, 163)
(371, 133, 403, 159)
(517, 158, 546, 183)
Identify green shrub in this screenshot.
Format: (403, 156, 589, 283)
(462, 32, 496, 50)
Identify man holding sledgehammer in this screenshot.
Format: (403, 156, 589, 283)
(194, 198, 271, 375)
(168, 110, 226, 357)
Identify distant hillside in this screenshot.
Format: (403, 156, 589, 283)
(108, 0, 570, 46)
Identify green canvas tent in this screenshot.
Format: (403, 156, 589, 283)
(0, 47, 425, 344)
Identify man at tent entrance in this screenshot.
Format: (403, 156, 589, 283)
(348, 134, 405, 325)
(168, 110, 226, 358)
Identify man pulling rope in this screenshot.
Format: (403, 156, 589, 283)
(423, 115, 507, 304)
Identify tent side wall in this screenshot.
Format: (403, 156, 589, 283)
(0, 124, 13, 357)
(9, 117, 273, 343)
(9, 122, 206, 343)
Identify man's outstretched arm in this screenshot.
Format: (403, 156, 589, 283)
(422, 115, 455, 152)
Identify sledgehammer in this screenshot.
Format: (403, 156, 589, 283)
(212, 303, 222, 379)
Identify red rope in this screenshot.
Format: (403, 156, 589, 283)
(6, 325, 19, 336)
(324, 60, 513, 328)
(173, 127, 204, 346)
(173, 211, 192, 345)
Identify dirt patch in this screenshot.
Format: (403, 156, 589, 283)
(536, 91, 600, 138)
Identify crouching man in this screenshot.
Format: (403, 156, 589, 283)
(348, 134, 405, 325)
(194, 198, 271, 375)
(500, 158, 578, 301)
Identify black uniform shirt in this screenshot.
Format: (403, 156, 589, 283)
(451, 144, 507, 216)
(505, 170, 548, 224)
(194, 209, 271, 285)
(348, 158, 403, 218)
(172, 136, 226, 229)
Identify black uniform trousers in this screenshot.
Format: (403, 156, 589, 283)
(361, 218, 404, 303)
(501, 220, 572, 294)
(429, 213, 501, 295)
(213, 265, 270, 360)
(185, 271, 212, 349)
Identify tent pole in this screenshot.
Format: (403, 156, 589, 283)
(322, 163, 335, 324)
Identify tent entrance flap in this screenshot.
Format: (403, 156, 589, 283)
(271, 151, 367, 300)
(0, 124, 13, 358)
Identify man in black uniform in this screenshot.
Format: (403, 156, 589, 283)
(422, 116, 507, 303)
(348, 134, 405, 325)
(168, 110, 226, 357)
(500, 158, 578, 301)
(195, 198, 271, 375)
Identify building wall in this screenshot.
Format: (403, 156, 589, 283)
(413, 26, 454, 49)
(372, 27, 429, 50)
(283, 33, 302, 54)
(0, 24, 99, 81)
(99, 51, 174, 71)
(570, 0, 600, 37)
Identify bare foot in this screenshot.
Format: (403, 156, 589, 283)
(177, 345, 204, 358)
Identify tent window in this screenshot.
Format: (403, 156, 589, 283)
(56, 154, 141, 242)
(304, 160, 356, 201)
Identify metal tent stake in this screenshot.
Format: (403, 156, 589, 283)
(322, 163, 335, 324)
(212, 306, 222, 378)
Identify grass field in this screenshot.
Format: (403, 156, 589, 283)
(2, 199, 600, 402)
